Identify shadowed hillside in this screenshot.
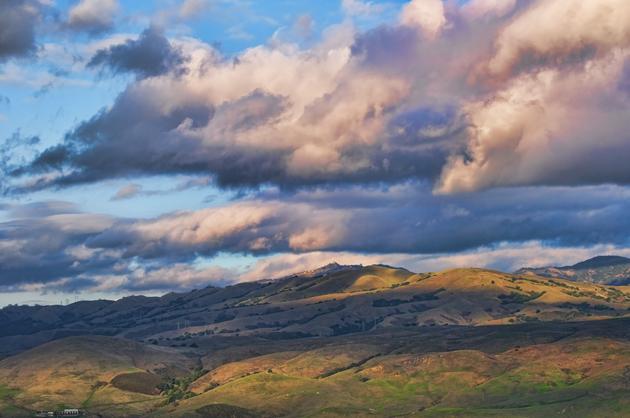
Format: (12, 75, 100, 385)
(3, 264, 630, 358)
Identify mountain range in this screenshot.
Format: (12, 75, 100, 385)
(1, 257, 630, 417)
(517, 255, 630, 285)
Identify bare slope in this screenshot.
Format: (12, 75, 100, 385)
(0, 335, 195, 414)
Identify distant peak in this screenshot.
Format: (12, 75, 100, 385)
(256, 262, 363, 284)
(371, 263, 410, 271)
(570, 255, 630, 269)
(301, 262, 362, 277)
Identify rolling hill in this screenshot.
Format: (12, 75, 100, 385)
(3, 264, 630, 358)
(2, 262, 630, 416)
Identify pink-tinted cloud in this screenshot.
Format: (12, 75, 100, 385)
(67, 0, 119, 34)
(483, 0, 630, 80)
(400, 0, 446, 39)
(3, 0, 628, 196)
(237, 242, 630, 283)
(8, 0, 627, 195)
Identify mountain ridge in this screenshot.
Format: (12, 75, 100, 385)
(2, 262, 630, 358)
(517, 254, 630, 285)
(570, 255, 630, 269)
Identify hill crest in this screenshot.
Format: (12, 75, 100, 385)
(2, 263, 630, 359)
(570, 255, 630, 269)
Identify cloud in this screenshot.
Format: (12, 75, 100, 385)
(482, 0, 630, 80)
(86, 200, 349, 258)
(0, 200, 80, 218)
(460, 0, 517, 22)
(293, 14, 315, 40)
(110, 177, 213, 201)
(3, 0, 630, 196)
(51, 183, 630, 256)
(0, 206, 116, 288)
(238, 242, 630, 283)
(178, 0, 212, 20)
(3, 181, 630, 293)
(0, 0, 41, 61)
(437, 3, 630, 193)
(76, 263, 233, 292)
(87, 26, 187, 78)
(399, 0, 446, 39)
(111, 183, 142, 201)
(153, 0, 213, 26)
(8, 25, 465, 192)
(0, 131, 40, 178)
(341, 0, 385, 17)
(66, 0, 119, 35)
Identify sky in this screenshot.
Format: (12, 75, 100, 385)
(1, 0, 630, 306)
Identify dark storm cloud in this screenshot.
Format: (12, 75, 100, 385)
(12, 84, 433, 190)
(0, 0, 41, 60)
(0, 205, 116, 287)
(26, 144, 69, 171)
(7, 91, 215, 190)
(87, 26, 187, 78)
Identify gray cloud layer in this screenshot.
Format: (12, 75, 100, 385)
(87, 26, 186, 77)
(3, 184, 630, 292)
